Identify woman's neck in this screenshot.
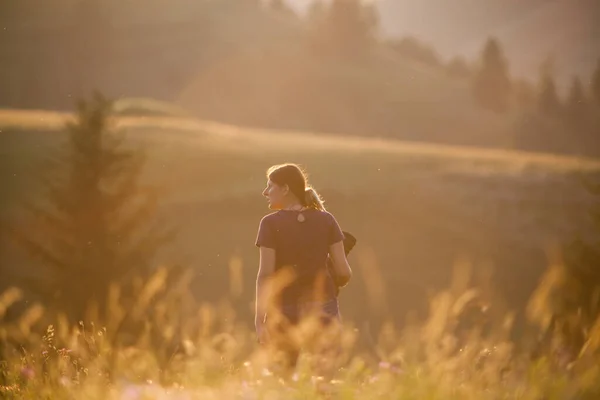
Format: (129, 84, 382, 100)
(283, 202, 304, 211)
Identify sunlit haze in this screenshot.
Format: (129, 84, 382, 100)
(1, 1, 600, 398)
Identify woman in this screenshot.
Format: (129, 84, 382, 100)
(254, 163, 353, 375)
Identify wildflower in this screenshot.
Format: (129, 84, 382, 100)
(59, 376, 71, 387)
(378, 361, 391, 369)
(20, 367, 35, 380)
(0, 384, 21, 394)
(58, 348, 72, 357)
(120, 384, 142, 400)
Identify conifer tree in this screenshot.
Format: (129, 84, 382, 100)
(564, 75, 588, 126)
(308, 0, 379, 60)
(472, 37, 511, 113)
(10, 93, 175, 321)
(537, 58, 561, 116)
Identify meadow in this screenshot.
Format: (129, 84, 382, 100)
(2, 107, 600, 398)
(2, 266, 600, 400)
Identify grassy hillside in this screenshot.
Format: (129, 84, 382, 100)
(174, 34, 513, 148)
(2, 109, 599, 332)
(0, 0, 519, 151)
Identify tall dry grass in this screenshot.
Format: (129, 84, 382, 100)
(1, 258, 600, 399)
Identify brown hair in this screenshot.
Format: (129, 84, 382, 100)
(267, 163, 326, 211)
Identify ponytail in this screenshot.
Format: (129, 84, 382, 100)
(304, 187, 326, 211)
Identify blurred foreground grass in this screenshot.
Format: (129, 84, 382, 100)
(2, 265, 600, 400)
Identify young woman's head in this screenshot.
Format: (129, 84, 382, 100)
(263, 163, 326, 211)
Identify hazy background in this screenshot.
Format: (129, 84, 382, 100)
(361, 0, 598, 83)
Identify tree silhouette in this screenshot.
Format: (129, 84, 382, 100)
(10, 93, 176, 322)
(537, 59, 561, 116)
(565, 75, 587, 123)
(308, 0, 379, 60)
(472, 37, 511, 113)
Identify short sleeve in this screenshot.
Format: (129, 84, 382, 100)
(255, 216, 276, 249)
(328, 213, 345, 245)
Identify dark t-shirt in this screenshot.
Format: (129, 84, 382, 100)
(255, 209, 345, 306)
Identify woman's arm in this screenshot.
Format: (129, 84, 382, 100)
(255, 246, 276, 328)
(329, 240, 353, 287)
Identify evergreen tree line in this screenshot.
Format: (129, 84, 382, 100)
(472, 37, 600, 157)
(273, 0, 600, 156)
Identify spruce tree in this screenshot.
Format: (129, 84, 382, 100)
(565, 75, 587, 123)
(10, 93, 175, 321)
(472, 37, 511, 113)
(537, 58, 561, 116)
(308, 0, 379, 60)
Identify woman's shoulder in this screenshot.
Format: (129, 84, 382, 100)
(317, 209, 337, 220)
(308, 210, 340, 227)
(302, 209, 335, 217)
(259, 211, 280, 224)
